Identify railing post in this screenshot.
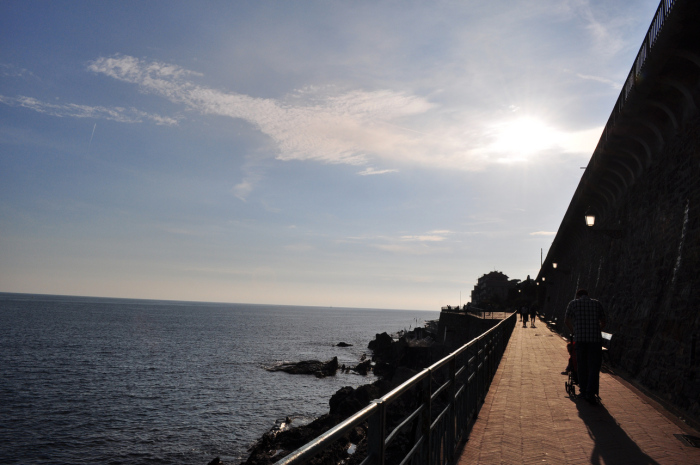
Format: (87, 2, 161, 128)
(420, 371, 431, 464)
(368, 400, 386, 465)
(487, 335, 493, 383)
(447, 354, 457, 464)
(486, 334, 491, 387)
(479, 335, 485, 403)
(467, 344, 477, 423)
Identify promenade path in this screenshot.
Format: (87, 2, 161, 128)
(457, 317, 700, 465)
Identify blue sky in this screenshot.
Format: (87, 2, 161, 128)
(1, 0, 659, 310)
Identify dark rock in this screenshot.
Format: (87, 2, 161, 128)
(244, 327, 443, 464)
(390, 366, 419, 388)
(329, 386, 355, 415)
(207, 457, 224, 465)
(348, 426, 365, 444)
(328, 381, 391, 416)
(373, 361, 394, 378)
(351, 359, 371, 375)
(367, 332, 393, 353)
(267, 357, 338, 377)
(241, 414, 342, 465)
(336, 342, 353, 347)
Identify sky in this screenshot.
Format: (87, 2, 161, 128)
(0, 0, 660, 310)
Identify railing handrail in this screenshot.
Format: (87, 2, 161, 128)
(274, 311, 518, 465)
(604, 0, 675, 137)
(273, 402, 380, 464)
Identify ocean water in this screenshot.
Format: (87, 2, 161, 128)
(0, 293, 436, 464)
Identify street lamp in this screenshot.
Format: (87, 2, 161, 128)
(552, 262, 571, 274)
(584, 206, 624, 238)
(584, 210, 624, 238)
(585, 213, 595, 227)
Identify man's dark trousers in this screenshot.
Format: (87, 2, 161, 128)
(576, 342, 603, 398)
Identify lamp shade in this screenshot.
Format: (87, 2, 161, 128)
(585, 214, 595, 227)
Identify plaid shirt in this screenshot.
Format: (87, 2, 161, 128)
(565, 295, 606, 343)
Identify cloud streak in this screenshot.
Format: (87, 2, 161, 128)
(358, 167, 398, 176)
(89, 55, 433, 167)
(576, 72, 620, 89)
(88, 55, 599, 173)
(0, 94, 178, 125)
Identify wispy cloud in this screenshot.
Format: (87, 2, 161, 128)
(576, 73, 620, 89)
(530, 231, 557, 236)
(0, 94, 178, 125)
(232, 179, 254, 201)
(339, 230, 455, 256)
(0, 63, 38, 80)
(2, 51, 601, 199)
(88, 55, 598, 173)
(358, 167, 398, 176)
(89, 55, 433, 167)
(574, 0, 639, 59)
(400, 235, 445, 242)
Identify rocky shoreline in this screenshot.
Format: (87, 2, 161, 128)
(210, 322, 440, 465)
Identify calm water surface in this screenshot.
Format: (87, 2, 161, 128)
(0, 293, 436, 464)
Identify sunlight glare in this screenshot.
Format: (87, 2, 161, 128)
(489, 117, 560, 162)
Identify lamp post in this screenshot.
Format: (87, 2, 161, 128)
(585, 213, 595, 227)
(584, 207, 625, 238)
(551, 261, 571, 275)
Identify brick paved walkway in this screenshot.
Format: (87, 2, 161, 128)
(457, 317, 700, 465)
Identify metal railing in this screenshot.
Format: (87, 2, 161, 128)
(602, 0, 676, 143)
(274, 312, 517, 465)
(441, 305, 508, 320)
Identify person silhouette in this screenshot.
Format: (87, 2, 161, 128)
(565, 289, 607, 404)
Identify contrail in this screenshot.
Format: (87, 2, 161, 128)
(88, 123, 96, 152)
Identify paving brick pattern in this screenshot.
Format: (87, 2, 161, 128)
(457, 318, 700, 465)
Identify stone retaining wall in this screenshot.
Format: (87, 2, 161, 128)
(541, 115, 700, 422)
(437, 311, 500, 350)
(538, 0, 700, 424)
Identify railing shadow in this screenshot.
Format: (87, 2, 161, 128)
(576, 401, 660, 465)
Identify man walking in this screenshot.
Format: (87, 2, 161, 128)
(565, 289, 606, 404)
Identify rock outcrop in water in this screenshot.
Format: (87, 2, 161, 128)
(350, 359, 371, 375)
(232, 325, 438, 465)
(266, 357, 339, 378)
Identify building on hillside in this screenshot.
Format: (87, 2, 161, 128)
(470, 271, 519, 306)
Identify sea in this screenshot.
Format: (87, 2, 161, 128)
(0, 292, 437, 464)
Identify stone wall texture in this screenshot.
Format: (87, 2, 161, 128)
(541, 114, 700, 422)
(538, 0, 700, 425)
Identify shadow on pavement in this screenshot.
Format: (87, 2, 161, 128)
(576, 400, 660, 465)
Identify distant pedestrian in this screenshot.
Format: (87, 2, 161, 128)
(530, 306, 536, 327)
(565, 289, 607, 404)
(521, 306, 528, 327)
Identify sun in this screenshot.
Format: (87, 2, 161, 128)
(488, 117, 561, 161)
